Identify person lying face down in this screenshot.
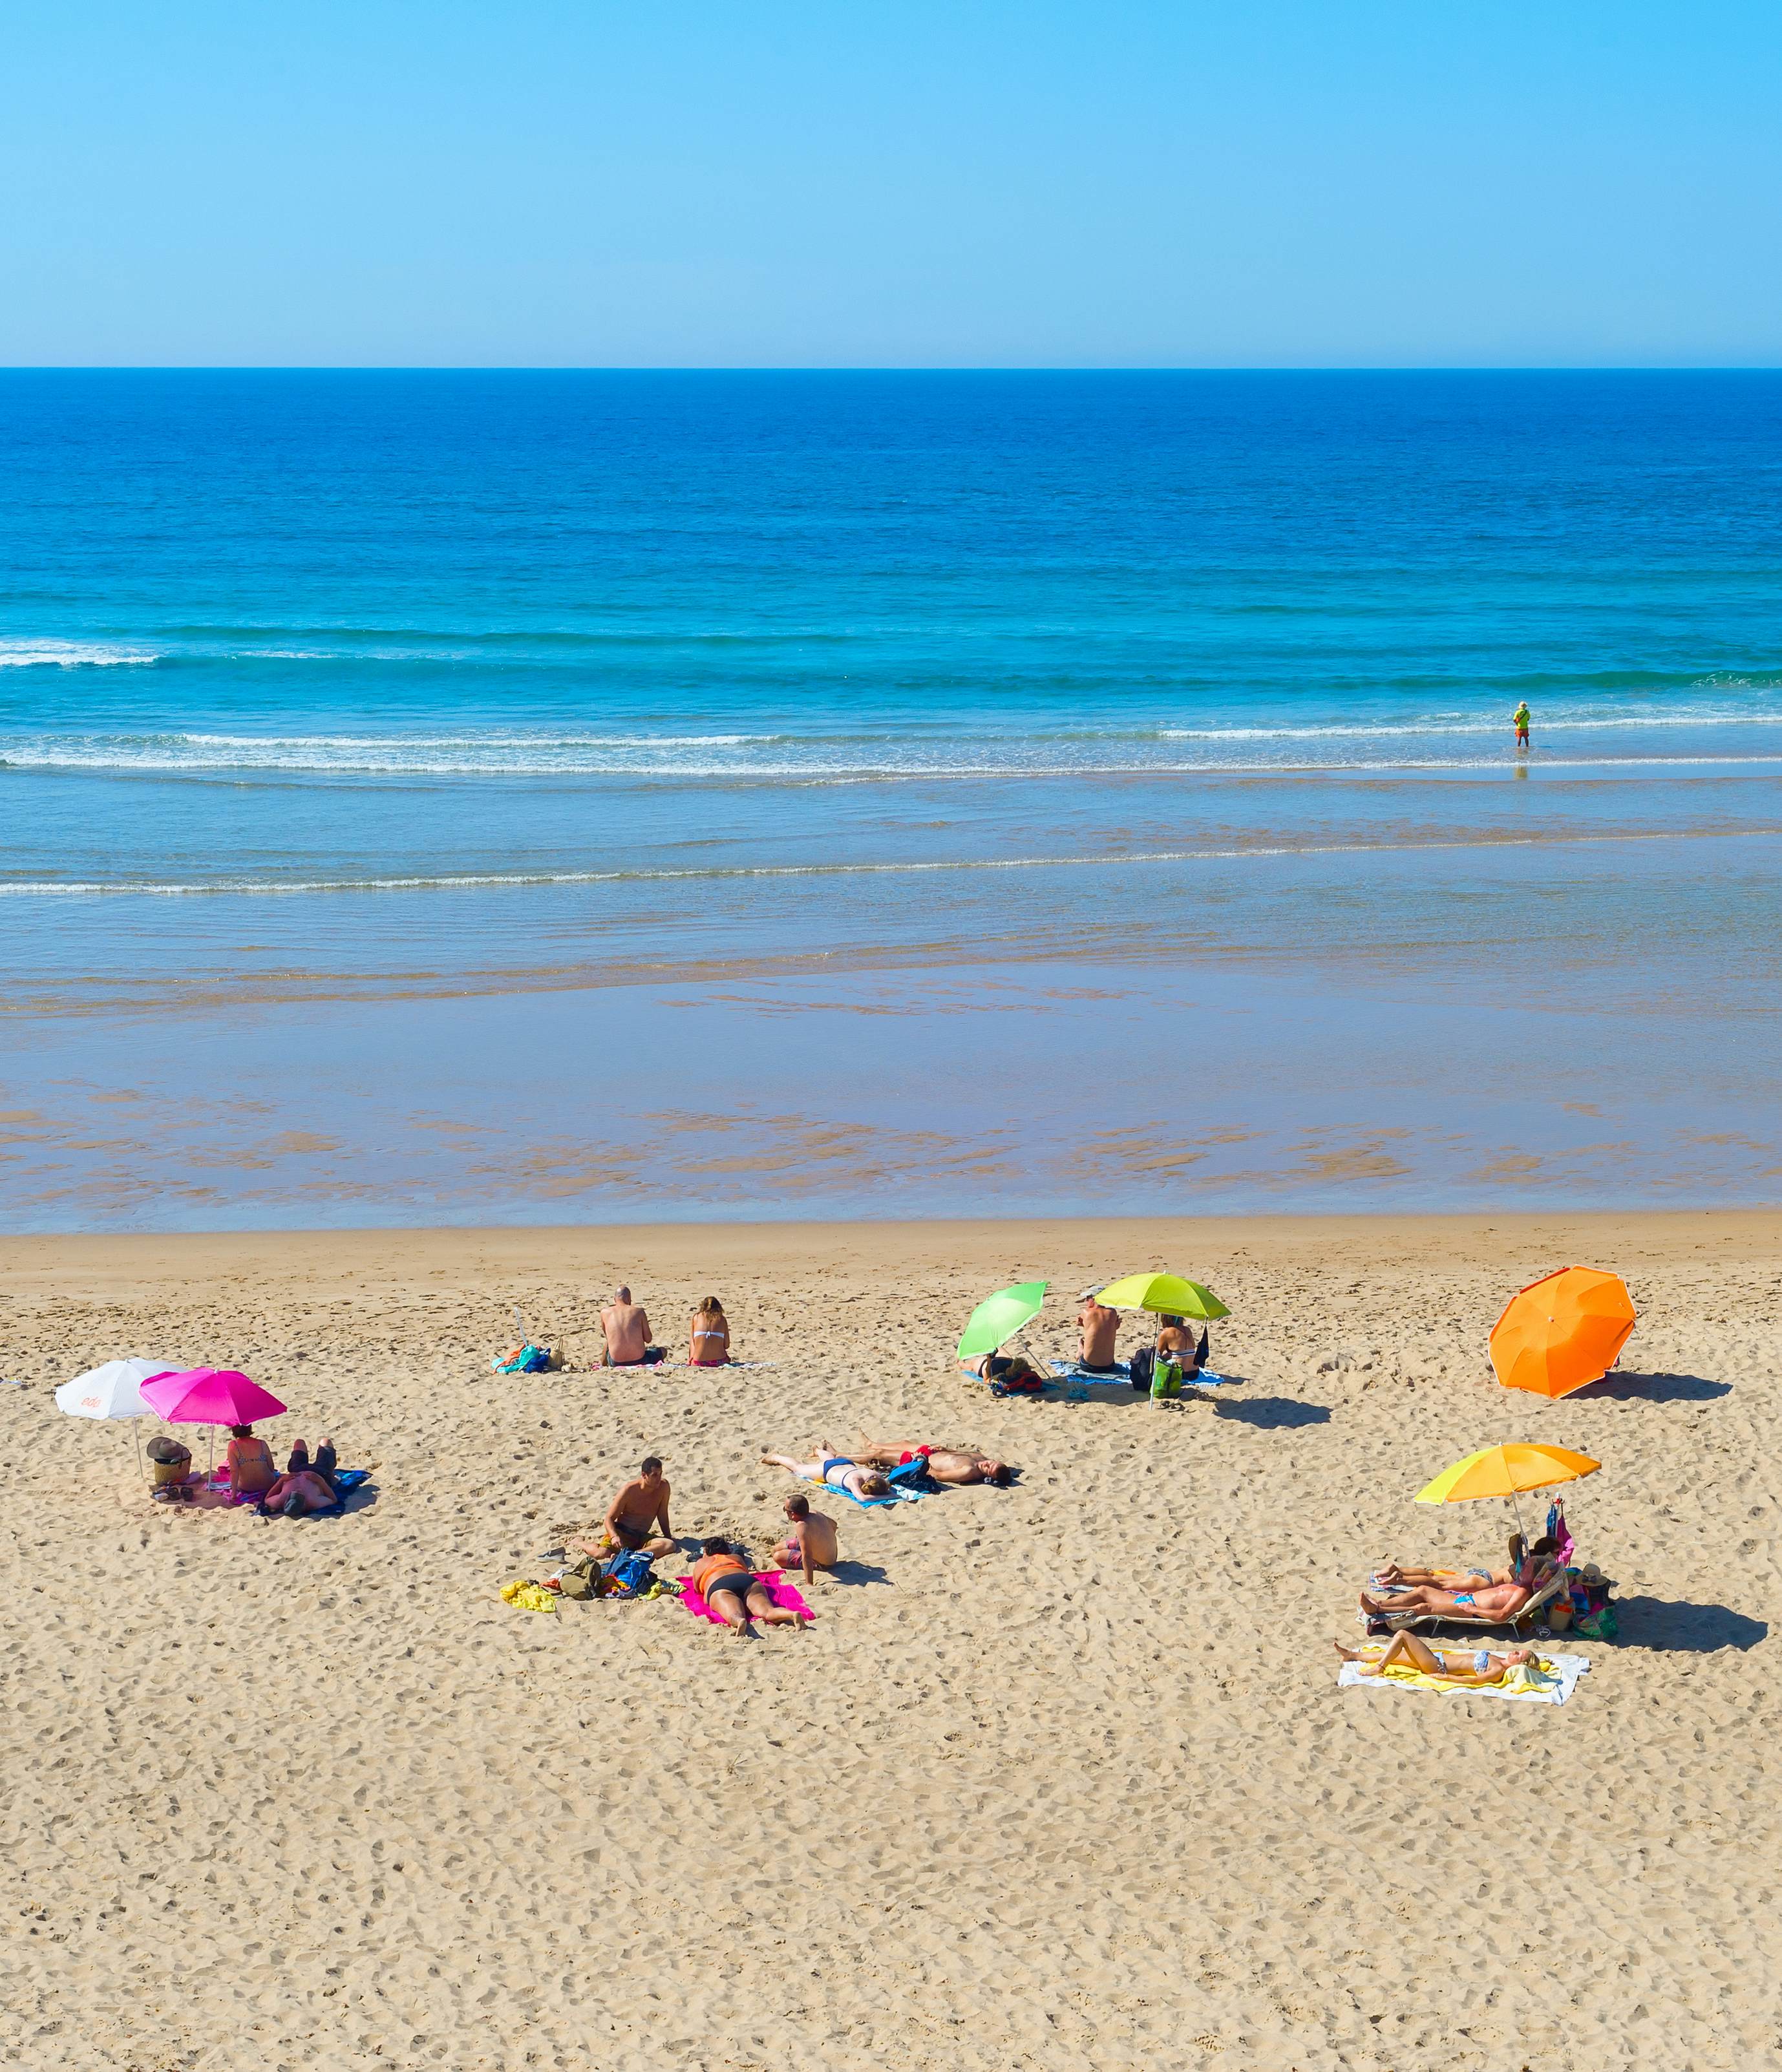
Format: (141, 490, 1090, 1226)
(851, 1440, 1014, 1487)
(759, 1445, 891, 1501)
(1337, 1632, 1536, 1686)
(690, 1538, 805, 1639)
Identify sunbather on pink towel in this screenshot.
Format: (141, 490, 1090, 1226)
(690, 1541, 805, 1639)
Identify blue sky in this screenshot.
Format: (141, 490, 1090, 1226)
(3, 1, 1779, 366)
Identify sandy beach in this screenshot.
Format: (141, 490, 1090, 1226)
(2, 1210, 1777, 2072)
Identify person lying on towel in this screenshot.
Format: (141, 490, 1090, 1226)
(851, 1440, 1014, 1488)
(968, 1351, 1045, 1392)
(690, 1539, 807, 1639)
(759, 1446, 891, 1502)
(1337, 1632, 1537, 1687)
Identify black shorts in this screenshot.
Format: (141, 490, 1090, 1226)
(705, 1571, 756, 1604)
(611, 1522, 649, 1552)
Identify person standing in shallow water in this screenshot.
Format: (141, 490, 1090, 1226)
(1513, 700, 1531, 749)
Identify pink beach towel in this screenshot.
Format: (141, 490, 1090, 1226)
(678, 1572, 814, 1625)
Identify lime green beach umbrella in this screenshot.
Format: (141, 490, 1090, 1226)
(957, 1281, 1048, 1360)
(1096, 1272, 1229, 1321)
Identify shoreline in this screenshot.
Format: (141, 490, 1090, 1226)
(7, 1202, 1781, 1282)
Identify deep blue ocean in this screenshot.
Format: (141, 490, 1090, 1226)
(2, 371, 1779, 1227)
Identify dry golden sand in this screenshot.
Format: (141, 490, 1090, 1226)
(1, 1213, 1778, 2072)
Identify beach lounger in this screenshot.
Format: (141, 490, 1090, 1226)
(1364, 1563, 1571, 1641)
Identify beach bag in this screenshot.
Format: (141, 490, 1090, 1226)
(557, 1557, 599, 1601)
(492, 1342, 553, 1374)
(601, 1550, 655, 1598)
(1129, 1346, 1154, 1393)
(886, 1455, 938, 1493)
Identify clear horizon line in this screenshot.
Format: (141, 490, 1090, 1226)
(3, 362, 1782, 376)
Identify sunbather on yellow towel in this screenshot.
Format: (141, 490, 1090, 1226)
(1337, 1632, 1536, 1689)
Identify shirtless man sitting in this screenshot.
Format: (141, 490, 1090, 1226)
(759, 1445, 891, 1502)
(852, 1440, 1015, 1488)
(1077, 1292, 1119, 1374)
(769, 1493, 838, 1584)
(600, 1287, 659, 1367)
(569, 1455, 677, 1560)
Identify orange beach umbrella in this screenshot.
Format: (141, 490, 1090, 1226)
(1490, 1266, 1635, 1401)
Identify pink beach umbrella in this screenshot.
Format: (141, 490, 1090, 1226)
(140, 1368, 286, 1425)
(140, 1369, 287, 1488)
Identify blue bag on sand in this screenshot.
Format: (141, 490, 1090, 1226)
(602, 1550, 655, 1597)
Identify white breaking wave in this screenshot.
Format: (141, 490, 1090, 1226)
(0, 639, 161, 668)
(0, 823, 1770, 899)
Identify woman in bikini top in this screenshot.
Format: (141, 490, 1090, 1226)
(687, 1296, 731, 1368)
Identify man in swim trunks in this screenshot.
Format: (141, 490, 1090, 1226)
(759, 1446, 891, 1501)
(572, 1456, 677, 1559)
(1358, 1569, 1540, 1621)
(769, 1493, 838, 1583)
(1077, 1291, 1120, 1372)
(1336, 1633, 1535, 1685)
(852, 1440, 1015, 1487)
(690, 1538, 805, 1639)
(600, 1286, 658, 1367)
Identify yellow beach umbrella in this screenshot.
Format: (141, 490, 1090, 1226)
(1416, 1442, 1599, 1541)
(1415, 1444, 1599, 1504)
(1096, 1272, 1229, 1320)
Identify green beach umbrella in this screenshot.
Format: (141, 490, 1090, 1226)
(1096, 1272, 1229, 1321)
(957, 1281, 1048, 1360)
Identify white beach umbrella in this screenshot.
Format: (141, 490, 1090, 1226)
(56, 1357, 176, 1476)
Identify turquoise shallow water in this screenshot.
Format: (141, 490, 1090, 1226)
(1, 371, 1779, 1226)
